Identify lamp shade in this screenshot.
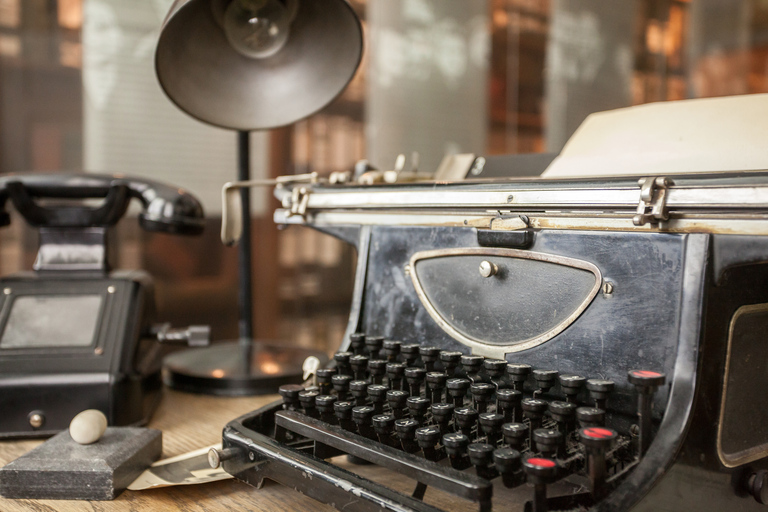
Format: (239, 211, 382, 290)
(155, 0, 363, 130)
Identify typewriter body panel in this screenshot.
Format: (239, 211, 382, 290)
(221, 172, 768, 511)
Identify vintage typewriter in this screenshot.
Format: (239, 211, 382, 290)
(206, 159, 768, 511)
(205, 92, 768, 511)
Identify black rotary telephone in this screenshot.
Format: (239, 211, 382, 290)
(0, 173, 209, 437)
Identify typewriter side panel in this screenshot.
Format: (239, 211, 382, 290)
(630, 235, 768, 511)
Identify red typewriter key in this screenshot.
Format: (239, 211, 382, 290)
(579, 427, 617, 498)
(523, 457, 558, 512)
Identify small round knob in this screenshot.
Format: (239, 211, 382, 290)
(28, 411, 45, 429)
(479, 260, 498, 278)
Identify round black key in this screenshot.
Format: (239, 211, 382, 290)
(368, 384, 389, 412)
(349, 332, 366, 354)
(533, 428, 563, 454)
(407, 396, 430, 423)
(316, 368, 337, 383)
(426, 372, 449, 402)
(523, 457, 558, 483)
(365, 336, 384, 357)
(576, 407, 606, 428)
(368, 360, 387, 383)
(352, 405, 375, 424)
(447, 378, 471, 394)
(549, 400, 577, 424)
(461, 355, 485, 375)
(628, 369, 666, 389)
(298, 389, 320, 409)
(479, 413, 505, 431)
(416, 425, 442, 448)
(371, 414, 395, 436)
(468, 443, 495, 467)
(383, 340, 402, 361)
(420, 346, 440, 370)
(401, 344, 420, 365)
(483, 359, 507, 379)
(579, 427, 617, 451)
(278, 384, 304, 404)
(349, 380, 369, 405)
(386, 389, 409, 408)
(440, 351, 463, 375)
(332, 374, 354, 398)
(386, 362, 406, 390)
(496, 388, 523, 421)
(586, 379, 615, 408)
(349, 355, 369, 379)
(334, 352, 353, 376)
(334, 401, 354, 420)
(502, 422, 528, 448)
(506, 363, 532, 390)
(479, 413, 505, 444)
(454, 406, 479, 434)
(372, 413, 395, 434)
(533, 369, 559, 392)
(431, 403, 455, 426)
(559, 374, 586, 402)
(521, 398, 548, 416)
(315, 394, 337, 415)
(395, 418, 419, 439)
(405, 367, 427, 395)
(471, 382, 495, 413)
(493, 448, 522, 474)
(443, 432, 470, 455)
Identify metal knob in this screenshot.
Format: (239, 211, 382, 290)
(479, 260, 498, 278)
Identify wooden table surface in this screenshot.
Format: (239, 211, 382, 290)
(0, 390, 337, 511)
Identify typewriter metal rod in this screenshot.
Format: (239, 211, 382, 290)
(275, 181, 768, 211)
(274, 409, 493, 504)
(274, 209, 768, 236)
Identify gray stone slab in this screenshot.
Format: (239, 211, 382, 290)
(0, 427, 162, 500)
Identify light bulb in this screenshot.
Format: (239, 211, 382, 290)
(223, 0, 297, 59)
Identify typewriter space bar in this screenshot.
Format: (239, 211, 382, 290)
(274, 410, 492, 504)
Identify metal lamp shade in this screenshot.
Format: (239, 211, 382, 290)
(155, 0, 363, 131)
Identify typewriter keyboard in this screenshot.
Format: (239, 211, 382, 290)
(272, 334, 666, 512)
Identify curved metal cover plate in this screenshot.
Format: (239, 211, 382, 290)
(409, 248, 601, 356)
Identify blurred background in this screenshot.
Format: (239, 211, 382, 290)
(0, 0, 764, 355)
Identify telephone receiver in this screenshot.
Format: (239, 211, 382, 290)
(0, 173, 205, 271)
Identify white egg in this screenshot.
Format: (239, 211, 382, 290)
(69, 409, 108, 445)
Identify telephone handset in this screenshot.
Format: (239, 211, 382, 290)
(0, 173, 209, 438)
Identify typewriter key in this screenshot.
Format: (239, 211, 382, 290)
(352, 405, 376, 438)
(416, 426, 443, 460)
(447, 378, 471, 407)
(468, 443, 498, 479)
(331, 374, 354, 401)
(278, 384, 304, 411)
(461, 355, 485, 380)
(395, 418, 419, 453)
(533, 428, 563, 459)
(549, 400, 577, 434)
(349, 380, 369, 406)
(506, 363, 532, 391)
(628, 369, 666, 457)
(367, 384, 389, 414)
(419, 346, 440, 372)
(349, 332, 366, 355)
(586, 379, 615, 410)
(316, 368, 337, 395)
(576, 407, 606, 428)
(386, 362, 406, 391)
(494, 447, 522, 488)
(368, 359, 387, 384)
(426, 372, 449, 403)
(470, 383, 496, 413)
(365, 336, 384, 359)
(334, 401, 355, 431)
(523, 457, 558, 512)
(533, 369, 559, 395)
(334, 351, 353, 375)
(439, 351, 463, 376)
(349, 355, 369, 381)
(454, 406, 479, 437)
(502, 422, 528, 451)
(497, 388, 523, 422)
(407, 396, 430, 425)
(443, 432, 471, 469)
(298, 389, 320, 418)
(386, 390, 409, 419)
(372, 414, 398, 447)
(400, 344, 420, 367)
(478, 412, 505, 445)
(382, 340, 402, 362)
(559, 374, 586, 403)
(430, 402, 455, 433)
(405, 367, 427, 397)
(315, 395, 338, 423)
(483, 359, 507, 384)
(579, 427, 617, 498)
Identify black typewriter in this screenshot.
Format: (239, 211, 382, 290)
(211, 169, 768, 511)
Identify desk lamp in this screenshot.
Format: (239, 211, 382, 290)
(155, 0, 363, 394)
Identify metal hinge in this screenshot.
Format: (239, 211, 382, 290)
(288, 186, 311, 219)
(633, 177, 672, 226)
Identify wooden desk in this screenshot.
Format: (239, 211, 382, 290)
(0, 390, 336, 511)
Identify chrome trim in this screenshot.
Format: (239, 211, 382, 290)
(408, 248, 602, 358)
(717, 303, 768, 468)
